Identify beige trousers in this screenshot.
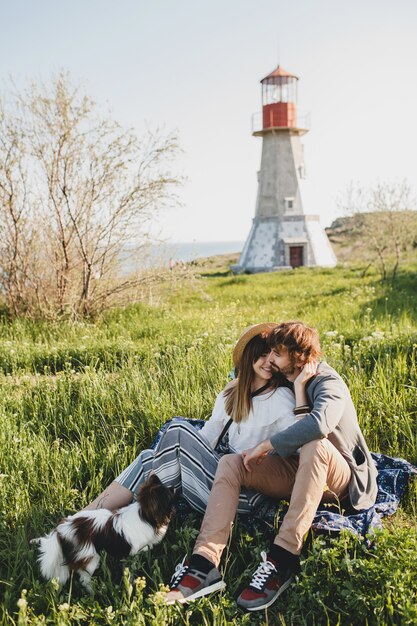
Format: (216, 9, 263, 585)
(193, 439, 351, 565)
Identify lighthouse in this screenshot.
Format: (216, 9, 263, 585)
(233, 65, 337, 273)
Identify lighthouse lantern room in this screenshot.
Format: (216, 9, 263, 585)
(262, 66, 298, 129)
(233, 65, 336, 273)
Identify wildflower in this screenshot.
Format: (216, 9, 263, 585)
(371, 330, 385, 339)
(59, 603, 70, 611)
(152, 584, 171, 605)
(135, 576, 146, 593)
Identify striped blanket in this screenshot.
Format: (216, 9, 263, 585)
(151, 417, 417, 540)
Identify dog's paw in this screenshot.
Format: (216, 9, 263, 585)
(78, 572, 94, 593)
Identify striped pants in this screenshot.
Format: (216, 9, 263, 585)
(115, 420, 267, 515)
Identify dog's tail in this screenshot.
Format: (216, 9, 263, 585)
(34, 532, 70, 584)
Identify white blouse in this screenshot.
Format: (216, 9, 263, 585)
(199, 386, 296, 453)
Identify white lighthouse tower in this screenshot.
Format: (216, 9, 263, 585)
(233, 65, 336, 273)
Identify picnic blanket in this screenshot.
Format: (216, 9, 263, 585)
(151, 417, 417, 540)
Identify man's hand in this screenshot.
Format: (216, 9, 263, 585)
(294, 359, 318, 389)
(241, 439, 274, 471)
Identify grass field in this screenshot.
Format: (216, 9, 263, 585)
(0, 262, 416, 625)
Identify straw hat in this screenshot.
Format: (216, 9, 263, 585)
(232, 322, 278, 368)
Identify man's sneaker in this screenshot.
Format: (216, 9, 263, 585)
(164, 555, 226, 604)
(236, 551, 296, 611)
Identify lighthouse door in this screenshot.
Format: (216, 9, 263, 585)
(289, 246, 304, 268)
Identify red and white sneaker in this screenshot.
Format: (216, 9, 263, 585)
(164, 556, 226, 604)
(236, 551, 296, 611)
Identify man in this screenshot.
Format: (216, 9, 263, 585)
(164, 321, 378, 611)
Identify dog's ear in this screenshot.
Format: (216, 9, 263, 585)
(146, 473, 163, 488)
(137, 474, 176, 529)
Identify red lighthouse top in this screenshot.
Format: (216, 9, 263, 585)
(261, 66, 299, 81)
(261, 65, 299, 130)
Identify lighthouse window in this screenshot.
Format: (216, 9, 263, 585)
(285, 197, 295, 211)
(262, 77, 297, 106)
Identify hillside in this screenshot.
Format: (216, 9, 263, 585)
(325, 212, 417, 264)
(0, 264, 416, 625)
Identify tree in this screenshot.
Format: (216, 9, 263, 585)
(337, 181, 417, 279)
(0, 105, 40, 316)
(0, 73, 181, 317)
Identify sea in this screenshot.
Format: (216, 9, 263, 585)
(120, 240, 244, 272)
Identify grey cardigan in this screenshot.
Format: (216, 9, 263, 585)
(270, 362, 378, 511)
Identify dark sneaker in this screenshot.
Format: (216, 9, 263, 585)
(237, 551, 295, 611)
(164, 555, 226, 604)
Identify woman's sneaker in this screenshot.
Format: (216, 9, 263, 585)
(236, 551, 297, 611)
(164, 555, 226, 604)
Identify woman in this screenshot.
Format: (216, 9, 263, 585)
(85, 323, 298, 516)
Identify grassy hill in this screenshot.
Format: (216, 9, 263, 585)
(0, 264, 416, 625)
(325, 213, 417, 265)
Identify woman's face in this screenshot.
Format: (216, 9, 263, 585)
(252, 351, 273, 382)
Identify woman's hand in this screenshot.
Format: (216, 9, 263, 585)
(241, 439, 274, 471)
(294, 360, 318, 388)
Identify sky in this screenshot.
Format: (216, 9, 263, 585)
(1, 0, 416, 243)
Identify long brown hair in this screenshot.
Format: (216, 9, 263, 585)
(224, 334, 279, 424)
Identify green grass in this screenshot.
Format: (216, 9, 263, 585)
(0, 264, 416, 625)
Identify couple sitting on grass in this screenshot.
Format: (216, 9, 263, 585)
(86, 320, 377, 612)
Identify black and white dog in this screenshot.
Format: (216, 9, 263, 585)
(33, 474, 176, 591)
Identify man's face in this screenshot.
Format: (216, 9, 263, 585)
(268, 346, 299, 379)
